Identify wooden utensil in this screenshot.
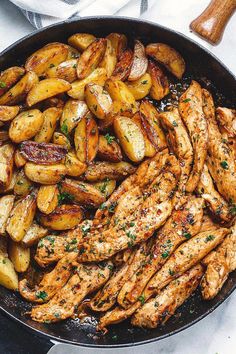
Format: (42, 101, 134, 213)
(190, 0, 236, 45)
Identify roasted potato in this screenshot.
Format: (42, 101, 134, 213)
(14, 169, 33, 196)
(99, 39, 117, 77)
(53, 132, 71, 150)
(67, 68, 107, 100)
(93, 179, 116, 198)
(85, 83, 112, 119)
(1, 171, 16, 194)
(46, 59, 77, 83)
(146, 43, 185, 79)
(85, 161, 136, 182)
(34, 107, 62, 143)
(105, 79, 137, 115)
(9, 241, 30, 273)
(128, 40, 148, 81)
(0, 130, 9, 145)
(19, 141, 67, 165)
(0, 255, 18, 290)
(60, 99, 89, 133)
(0, 66, 25, 97)
(65, 150, 87, 177)
(76, 39, 107, 79)
(41, 97, 65, 110)
(39, 204, 83, 230)
(0, 195, 15, 235)
(6, 193, 37, 242)
(98, 135, 123, 162)
(68, 33, 96, 51)
(0, 143, 14, 189)
(66, 45, 80, 59)
(0, 105, 20, 122)
(14, 149, 27, 168)
(21, 222, 48, 247)
(37, 185, 59, 214)
(25, 42, 69, 76)
(0, 71, 39, 106)
(106, 33, 127, 57)
(24, 162, 66, 185)
(132, 112, 156, 157)
(147, 60, 169, 100)
(111, 49, 133, 81)
(126, 73, 152, 100)
(9, 109, 43, 143)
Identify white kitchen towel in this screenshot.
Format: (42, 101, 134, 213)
(9, 0, 153, 28)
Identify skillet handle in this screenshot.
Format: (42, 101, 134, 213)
(190, 0, 236, 45)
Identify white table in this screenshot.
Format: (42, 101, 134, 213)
(0, 0, 235, 353)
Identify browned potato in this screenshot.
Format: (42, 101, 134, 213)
(99, 39, 117, 77)
(128, 40, 148, 81)
(146, 43, 185, 79)
(0, 66, 25, 97)
(93, 179, 116, 198)
(132, 112, 156, 157)
(61, 178, 105, 208)
(67, 68, 107, 100)
(0, 71, 39, 105)
(46, 59, 77, 83)
(21, 222, 48, 247)
(0, 195, 15, 235)
(68, 33, 96, 51)
(76, 39, 107, 79)
(66, 45, 80, 59)
(0, 130, 9, 145)
(111, 49, 133, 81)
(14, 169, 33, 196)
(85, 83, 112, 119)
(19, 141, 67, 165)
(9, 241, 30, 272)
(41, 97, 65, 110)
(126, 73, 152, 100)
(53, 132, 71, 150)
(26, 78, 71, 107)
(60, 99, 89, 133)
(0, 106, 20, 122)
(147, 60, 169, 100)
(106, 33, 127, 57)
(85, 161, 136, 182)
(6, 193, 37, 242)
(25, 42, 69, 75)
(0, 143, 14, 189)
(65, 150, 87, 177)
(14, 149, 27, 168)
(37, 185, 59, 214)
(39, 204, 83, 230)
(35, 107, 62, 143)
(24, 163, 66, 185)
(98, 135, 123, 162)
(0, 171, 16, 194)
(9, 110, 43, 143)
(0, 255, 18, 290)
(114, 116, 145, 162)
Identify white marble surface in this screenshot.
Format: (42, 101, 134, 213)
(0, 1, 235, 353)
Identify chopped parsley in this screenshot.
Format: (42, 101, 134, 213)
(172, 120, 178, 127)
(108, 202, 117, 213)
(229, 204, 236, 215)
(58, 191, 74, 205)
(138, 295, 145, 305)
(183, 232, 191, 239)
(36, 291, 48, 301)
(220, 160, 229, 169)
(205, 235, 215, 242)
(49, 63, 55, 68)
(141, 80, 148, 85)
(104, 133, 115, 144)
(81, 223, 91, 236)
(99, 202, 107, 210)
(161, 251, 170, 259)
(98, 178, 110, 194)
(169, 269, 175, 276)
(0, 81, 6, 88)
(182, 98, 191, 103)
(61, 120, 69, 137)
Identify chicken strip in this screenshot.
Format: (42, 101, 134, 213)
(197, 164, 230, 221)
(31, 261, 112, 323)
(203, 89, 236, 204)
(117, 196, 204, 308)
(131, 264, 203, 328)
(179, 80, 208, 192)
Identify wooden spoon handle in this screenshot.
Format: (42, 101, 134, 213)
(190, 0, 236, 44)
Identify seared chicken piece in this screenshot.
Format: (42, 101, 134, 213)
(117, 196, 204, 308)
(31, 261, 112, 323)
(203, 89, 236, 204)
(216, 107, 236, 137)
(199, 214, 220, 233)
(132, 264, 203, 328)
(179, 80, 208, 192)
(197, 164, 230, 221)
(19, 252, 78, 303)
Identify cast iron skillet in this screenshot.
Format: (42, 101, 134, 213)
(0, 16, 235, 348)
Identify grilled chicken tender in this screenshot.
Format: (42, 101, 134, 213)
(197, 164, 230, 221)
(117, 196, 204, 308)
(131, 264, 204, 328)
(31, 261, 112, 323)
(179, 80, 208, 192)
(202, 89, 236, 204)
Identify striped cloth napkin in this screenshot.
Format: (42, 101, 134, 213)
(9, 0, 154, 28)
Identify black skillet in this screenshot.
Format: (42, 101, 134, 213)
(0, 16, 235, 348)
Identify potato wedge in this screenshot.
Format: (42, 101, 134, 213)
(41, 97, 65, 110)
(99, 39, 117, 77)
(35, 107, 62, 143)
(111, 49, 133, 81)
(14, 169, 33, 196)
(76, 39, 107, 79)
(68, 33, 96, 51)
(105, 79, 137, 114)
(107, 33, 127, 57)
(0, 171, 16, 194)
(14, 149, 27, 168)
(67, 68, 107, 100)
(0, 105, 20, 122)
(85, 161, 136, 182)
(146, 43, 185, 79)
(20, 141, 67, 165)
(25, 42, 69, 76)
(0, 195, 15, 235)
(67, 46, 80, 59)
(6, 193, 37, 242)
(9, 109, 43, 143)
(24, 162, 66, 185)
(128, 40, 148, 81)
(0, 238, 7, 257)
(37, 185, 59, 214)
(26, 78, 71, 107)
(0, 255, 18, 290)
(85, 83, 112, 119)
(9, 241, 30, 272)
(126, 73, 152, 100)
(132, 112, 156, 157)
(65, 150, 87, 177)
(114, 116, 145, 162)
(0, 143, 14, 189)
(39, 204, 83, 230)
(93, 179, 116, 198)
(46, 59, 77, 83)
(61, 178, 105, 208)
(0, 71, 39, 106)
(147, 60, 169, 100)
(0, 66, 25, 97)
(98, 135, 122, 162)
(21, 222, 48, 247)
(60, 99, 89, 133)
(53, 132, 71, 150)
